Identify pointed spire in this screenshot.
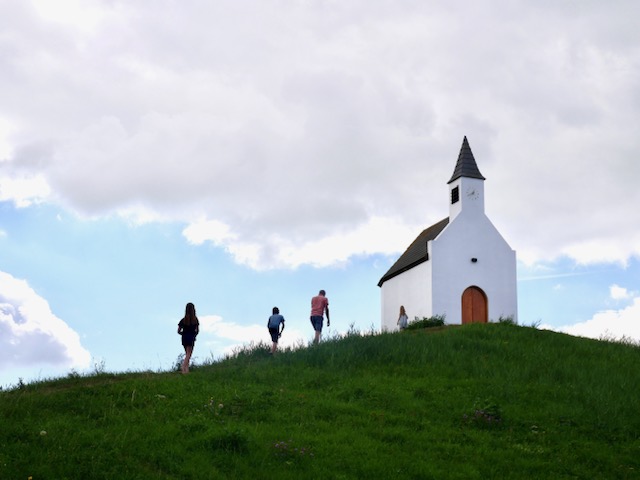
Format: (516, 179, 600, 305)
(447, 136, 485, 184)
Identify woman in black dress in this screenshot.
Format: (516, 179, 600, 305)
(177, 302, 199, 374)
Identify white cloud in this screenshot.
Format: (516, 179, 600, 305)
(184, 215, 421, 270)
(1, 1, 640, 269)
(561, 237, 640, 267)
(610, 284, 631, 301)
(198, 314, 308, 356)
(198, 314, 263, 342)
(0, 271, 91, 370)
(0, 117, 13, 160)
(30, 0, 109, 32)
(0, 174, 51, 207)
(183, 219, 237, 247)
(545, 297, 640, 344)
(271, 216, 423, 269)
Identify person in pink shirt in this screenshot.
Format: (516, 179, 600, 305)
(310, 289, 330, 344)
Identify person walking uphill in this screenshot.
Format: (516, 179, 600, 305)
(310, 289, 330, 344)
(177, 302, 199, 374)
(267, 307, 285, 354)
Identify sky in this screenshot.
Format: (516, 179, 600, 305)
(1, 0, 639, 388)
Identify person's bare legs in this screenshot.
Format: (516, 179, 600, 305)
(271, 342, 277, 354)
(313, 330, 321, 345)
(182, 345, 193, 374)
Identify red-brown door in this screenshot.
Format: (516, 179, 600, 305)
(462, 286, 488, 324)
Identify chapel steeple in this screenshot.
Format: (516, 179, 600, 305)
(448, 136, 485, 220)
(447, 136, 485, 184)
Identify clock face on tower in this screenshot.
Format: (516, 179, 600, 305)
(466, 187, 479, 200)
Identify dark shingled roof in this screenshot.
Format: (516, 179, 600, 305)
(447, 136, 485, 184)
(377, 217, 449, 287)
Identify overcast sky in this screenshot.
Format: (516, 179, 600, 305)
(1, 0, 639, 388)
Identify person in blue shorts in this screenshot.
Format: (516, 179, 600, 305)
(310, 289, 330, 344)
(177, 302, 199, 374)
(267, 306, 285, 354)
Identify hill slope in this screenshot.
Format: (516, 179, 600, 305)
(1, 323, 639, 479)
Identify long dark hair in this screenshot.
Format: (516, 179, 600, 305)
(183, 302, 199, 326)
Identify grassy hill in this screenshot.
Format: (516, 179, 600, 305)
(1, 323, 639, 479)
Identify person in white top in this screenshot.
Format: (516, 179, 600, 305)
(397, 305, 408, 330)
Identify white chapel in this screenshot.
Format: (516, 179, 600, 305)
(378, 137, 518, 330)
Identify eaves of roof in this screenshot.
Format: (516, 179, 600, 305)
(377, 217, 449, 287)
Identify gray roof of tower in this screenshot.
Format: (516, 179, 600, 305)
(447, 136, 485, 184)
(377, 217, 449, 287)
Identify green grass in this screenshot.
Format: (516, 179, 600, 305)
(2, 323, 639, 479)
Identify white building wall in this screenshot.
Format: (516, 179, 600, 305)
(380, 259, 432, 332)
(431, 209, 517, 324)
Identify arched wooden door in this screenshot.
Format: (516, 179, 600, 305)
(462, 286, 488, 324)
